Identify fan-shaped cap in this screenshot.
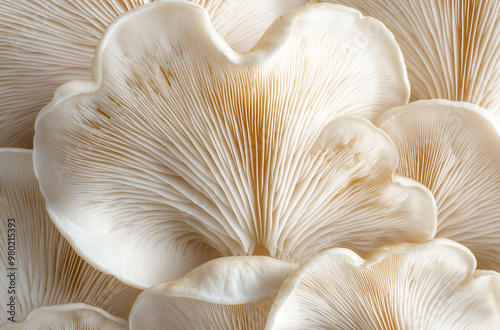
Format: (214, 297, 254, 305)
(377, 100, 500, 272)
(0, 304, 127, 330)
(266, 239, 500, 329)
(323, 0, 500, 122)
(0, 0, 309, 148)
(130, 256, 296, 329)
(0, 149, 140, 325)
(34, 1, 428, 288)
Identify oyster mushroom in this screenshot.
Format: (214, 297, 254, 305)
(34, 1, 434, 288)
(0, 0, 308, 148)
(129, 256, 297, 329)
(0, 304, 127, 330)
(266, 239, 500, 329)
(0, 149, 140, 325)
(322, 0, 500, 121)
(377, 99, 500, 272)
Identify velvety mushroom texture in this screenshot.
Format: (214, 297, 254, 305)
(0, 149, 140, 325)
(323, 0, 500, 122)
(266, 239, 500, 329)
(34, 1, 434, 288)
(377, 100, 500, 272)
(0, 0, 308, 148)
(0, 304, 127, 330)
(130, 256, 297, 329)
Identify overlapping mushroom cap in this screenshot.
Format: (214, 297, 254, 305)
(377, 100, 500, 272)
(0, 304, 127, 330)
(323, 0, 500, 122)
(0, 0, 153, 148)
(266, 239, 500, 329)
(0, 149, 139, 325)
(130, 256, 297, 329)
(33, 1, 436, 288)
(0, 0, 309, 148)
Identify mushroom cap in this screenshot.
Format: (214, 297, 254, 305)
(0, 0, 153, 148)
(377, 99, 500, 272)
(322, 0, 500, 122)
(0, 149, 140, 324)
(0, 0, 308, 148)
(34, 1, 430, 288)
(266, 239, 500, 329)
(129, 256, 297, 329)
(0, 303, 127, 330)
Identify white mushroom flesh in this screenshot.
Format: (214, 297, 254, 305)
(130, 256, 297, 329)
(323, 0, 500, 122)
(0, 149, 139, 323)
(266, 239, 500, 329)
(33, 2, 434, 288)
(0, 0, 308, 148)
(377, 100, 500, 272)
(0, 303, 127, 330)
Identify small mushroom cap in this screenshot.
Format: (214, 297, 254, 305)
(266, 239, 500, 329)
(34, 1, 426, 288)
(0, 303, 127, 330)
(0, 0, 308, 148)
(322, 0, 500, 122)
(377, 99, 500, 272)
(130, 256, 297, 329)
(0, 149, 140, 323)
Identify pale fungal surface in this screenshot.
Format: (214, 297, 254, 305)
(0, 0, 153, 148)
(130, 256, 297, 329)
(323, 0, 500, 122)
(33, 1, 431, 288)
(377, 100, 500, 272)
(0, 149, 140, 325)
(0, 0, 308, 148)
(266, 239, 500, 329)
(0, 304, 127, 330)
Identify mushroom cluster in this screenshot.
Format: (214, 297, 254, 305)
(1, 0, 499, 329)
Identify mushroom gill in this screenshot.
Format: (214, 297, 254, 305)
(33, 1, 435, 288)
(0, 0, 308, 148)
(267, 239, 500, 329)
(323, 0, 500, 122)
(377, 99, 500, 272)
(0, 149, 140, 325)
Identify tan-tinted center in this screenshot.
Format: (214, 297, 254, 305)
(253, 244, 271, 257)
